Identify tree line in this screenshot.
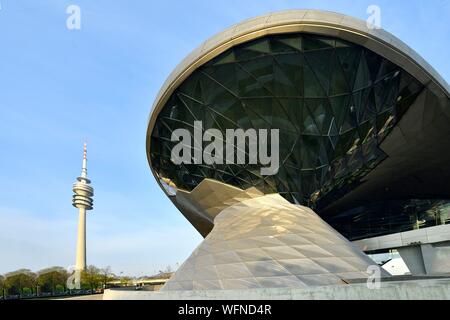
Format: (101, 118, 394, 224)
(0, 266, 127, 299)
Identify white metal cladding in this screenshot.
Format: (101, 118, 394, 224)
(162, 193, 380, 290)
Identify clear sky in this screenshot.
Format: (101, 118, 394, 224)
(0, 0, 449, 276)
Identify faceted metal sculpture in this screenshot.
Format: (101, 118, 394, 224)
(163, 181, 377, 290)
(143, 10, 450, 292)
(149, 29, 449, 240)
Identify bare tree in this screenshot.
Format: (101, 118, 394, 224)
(99, 266, 115, 289)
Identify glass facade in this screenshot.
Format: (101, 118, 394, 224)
(325, 199, 450, 241)
(150, 32, 435, 239)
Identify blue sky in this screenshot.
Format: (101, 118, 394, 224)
(0, 0, 449, 276)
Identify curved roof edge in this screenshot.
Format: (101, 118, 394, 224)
(146, 9, 450, 188)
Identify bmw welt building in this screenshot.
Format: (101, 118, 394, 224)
(107, 10, 450, 299)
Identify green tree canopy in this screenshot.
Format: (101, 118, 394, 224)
(37, 267, 68, 294)
(4, 269, 36, 296)
(81, 265, 102, 291)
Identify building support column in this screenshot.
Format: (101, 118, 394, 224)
(398, 241, 450, 275)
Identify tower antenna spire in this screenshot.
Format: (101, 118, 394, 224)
(81, 142, 88, 178)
